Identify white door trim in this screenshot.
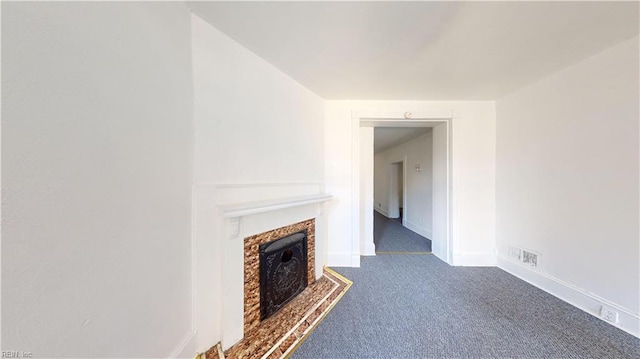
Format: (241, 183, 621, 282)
(351, 110, 454, 264)
(388, 157, 406, 222)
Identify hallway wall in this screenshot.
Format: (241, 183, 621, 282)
(374, 131, 433, 239)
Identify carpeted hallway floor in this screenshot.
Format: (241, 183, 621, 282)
(374, 211, 431, 253)
(292, 217, 640, 358)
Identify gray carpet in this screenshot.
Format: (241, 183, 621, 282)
(292, 255, 640, 358)
(374, 211, 431, 253)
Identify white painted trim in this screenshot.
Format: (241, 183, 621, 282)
(359, 127, 375, 260)
(498, 256, 640, 338)
(168, 329, 197, 358)
(355, 110, 454, 124)
(327, 252, 358, 267)
(218, 194, 332, 218)
(351, 254, 361, 267)
(351, 112, 361, 263)
(189, 186, 197, 351)
(354, 111, 454, 266)
(388, 156, 407, 220)
(404, 219, 432, 240)
(452, 252, 497, 266)
(445, 120, 454, 265)
(362, 242, 376, 256)
(212, 181, 323, 188)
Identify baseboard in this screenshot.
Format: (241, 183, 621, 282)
(498, 256, 640, 338)
(403, 220, 432, 239)
(374, 207, 389, 217)
(361, 243, 376, 256)
(169, 329, 197, 358)
(327, 252, 360, 267)
(351, 254, 361, 267)
(452, 252, 496, 266)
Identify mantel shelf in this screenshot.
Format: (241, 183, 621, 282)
(218, 194, 332, 218)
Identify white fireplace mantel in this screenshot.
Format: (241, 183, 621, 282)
(211, 190, 332, 350)
(193, 183, 332, 353)
(218, 194, 333, 219)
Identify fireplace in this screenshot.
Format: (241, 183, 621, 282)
(199, 186, 332, 351)
(259, 231, 308, 320)
(244, 218, 316, 334)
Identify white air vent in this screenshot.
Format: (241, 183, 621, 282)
(507, 245, 539, 268)
(521, 250, 538, 268)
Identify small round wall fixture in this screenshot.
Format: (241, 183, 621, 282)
(404, 111, 412, 119)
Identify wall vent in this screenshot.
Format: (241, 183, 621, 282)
(521, 250, 538, 268)
(507, 245, 539, 268)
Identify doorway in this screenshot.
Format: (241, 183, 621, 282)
(389, 160, 405, 223)
(354, 112, 453, 264)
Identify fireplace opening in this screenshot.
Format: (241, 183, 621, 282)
(259, 231, 308, 320)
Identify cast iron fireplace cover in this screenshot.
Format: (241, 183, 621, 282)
(259, 231, 308, 320)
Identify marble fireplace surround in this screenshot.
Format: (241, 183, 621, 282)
(244, 218, 316, 335)
(214, 184, 332, 350)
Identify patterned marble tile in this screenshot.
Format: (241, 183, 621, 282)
(203, 343, 224, 359)
(213, 268, 352, 359)
(244, 219, 316, 335)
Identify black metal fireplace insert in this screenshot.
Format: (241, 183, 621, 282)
(259, 231, 308, 320)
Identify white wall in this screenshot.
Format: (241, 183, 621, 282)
(496, 36, 640, 336)
(374, 131, 433, 238)
(191, 15, 324, 185)
(190, 14, 326, 351)
(2, 2, 195, 357)
(325, 101, 496, 267)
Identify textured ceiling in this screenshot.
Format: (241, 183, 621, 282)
(188, 1, 639, 100)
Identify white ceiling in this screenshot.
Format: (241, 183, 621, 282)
(374, 127, 432, 154)
(188, 1, 639, 100)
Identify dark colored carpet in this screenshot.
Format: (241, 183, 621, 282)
(292, 255, 640, 358)
(374, 211, 431, 253)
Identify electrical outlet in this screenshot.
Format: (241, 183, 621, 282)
(507, 246, 522, 261)
(600, 306, 619, 323)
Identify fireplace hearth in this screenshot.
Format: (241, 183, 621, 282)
(259, 231, 308, 320)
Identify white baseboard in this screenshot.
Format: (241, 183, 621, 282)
(498, 256, 640, 338)
(362, 242, 376, 256)
(327, 252, 360, 267)
(351, 254, 361, 267)
(404, 220, 432, 239)
(374, 207, 389, 217)
(169, 329, 197, 358)
(452, 252, 497, 266)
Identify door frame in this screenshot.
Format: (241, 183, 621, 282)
(352, 110, 454, 264)
(388, 157, 407, 224)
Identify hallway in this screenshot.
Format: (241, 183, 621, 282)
(374, 211, 432, 253)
